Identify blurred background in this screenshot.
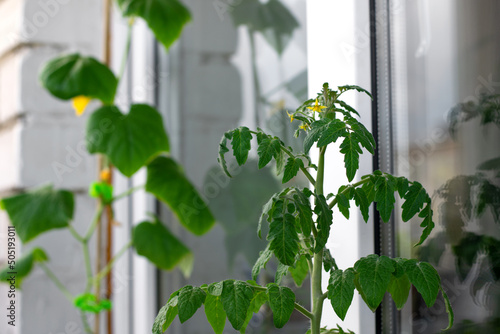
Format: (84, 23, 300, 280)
(0, 0, 499, 333)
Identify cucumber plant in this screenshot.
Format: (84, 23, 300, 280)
(152, 83, 454, 334)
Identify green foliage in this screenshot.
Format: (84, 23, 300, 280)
(116, 0, 191, 50)
(74, 294, 112, 313)
(88, 181, 113, 203)
(178, 286, 206, 323)
(146, 156, 215, 235)
(0, 248, 48, 288)
(132, 219, 193, 277)
(39, 53, 117, 103)
(155, 84, 453, 333)
(86, 104, 170, 177)
(0, 185, 74, 242)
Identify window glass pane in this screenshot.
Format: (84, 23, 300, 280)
(156, 1, 309, 332)
(389, 0, 500, 332)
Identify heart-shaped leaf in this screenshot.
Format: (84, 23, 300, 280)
(132, 219, 193, 277)
(0, 248, 48, 288)
(1, 185, 74, 242)
(86, 104, 170, 177)
(39, 53, 117, 103)
(116, 0, 191, 50)
(146, 156, 215, 235)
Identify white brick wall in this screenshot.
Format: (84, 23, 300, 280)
(0, 0, 102, 333)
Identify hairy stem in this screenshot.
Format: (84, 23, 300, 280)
(295, 302, 314, 320)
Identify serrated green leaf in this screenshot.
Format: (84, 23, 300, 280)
(275, 262, 289, 285)
(231, 127, 253, 166)
(327, 268, 355, 320)
(336, 193, 350, 219)
(0, 247, 48, 289)
(86, 104, 169, 177)
(337, 100, 360, 117)
(218, 132, 232, 177)
(204, 293, 226, 334)
(340, 134, 362, 182)
(338, 85, 373, 99)
(1, 185, 74, 242)
(396, 177, 409, 198)
(361, 177, 376, 203)
(314, 194, 333, 253)
(178, 286, 206, 323)
(441, 287, 454, 330)
(323, 248, 338, 272)
(401, 182, 428, 222)
(208, 281, 224, 296)
(268, 213, 299, 265)
(415, 203, 435, 246)
(348, 119, 375, 154)
(387, 274, 410, 310)
(404, 260, 440, 308)
(240, 290, 268, 334)
(283, 157, 304, 183)
(257, 133, 282, 169)
(292, 189, 313, 237)
(303, 118, 330, 153)
(252, 244, 273, 281)
(153, 291, 180, 334)
(146, 156, 215, 235)
(354, 254, 395, 311)
(132, 219, 192, 275)
(117, 0, 191, 50)
(275, 150, 287, 175)
(317, 119, 347, 147)
(374, 176, 396, 223)
(289, 255, 309, 287)
(353, 188, 370, 222)
(221, 280, 254, 330)
(267, 283, 295, 328)
(39, 53, 117, 103)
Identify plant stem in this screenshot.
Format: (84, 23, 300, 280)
(281, 146, 316, 184)
(93, 241, 132, 284)
(84, 204, 104, 242)
(294, 302, 314, 319)
(311, 146, 327, 334)
(117, 20, 133, 84)
(327, 177, 370, 210)
(248, 30, 261, 127)
(112, 184, 144, 202)
(39, 262, 73, 302)
(80, 311, 93, 334)
(68, 225, 85, 243)
(83, 241, 93, 293)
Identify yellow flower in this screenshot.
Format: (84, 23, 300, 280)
(307, 98, 327, 113)
(286, 110, 294, 122)
(71, 96, 92, 116)
(299, 124, 309, 130)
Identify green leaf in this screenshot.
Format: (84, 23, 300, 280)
(353, 188, 370, 222)
(374, 175, 396, 223)
(88, 181, 113, 203)
(337, 100, 360, 117)
(204, 293, 226, 334)
(178, 286, 206, 323)
(208, 281, 224, 296)
(401, 182, 428, 222)
(251, 244, 273, 281)
(39, 53, 117, 103)
(240, 289, 268, 334)
(275, 262, 289, 285)
(314, 194, 333, 253)
(441, 287, 454, 331)
(117, 0, 191, 50)
(231, 127, 253, 166)
(218, 132, 232, 177)
(1, 185, 74, 242)
(336, 192, 350, 219)
(153, 291, 180, 334)
(323, 248, 338, 272)
(282, 157, 304, 183)
(354, 254, 394, 311)
(339, 134, 362, 182)
(221, 280, 254, 331)
(86, 104, 169, 177)
(0, 248, 48, 289)
(396, 177, 409, 198)
(268, 213, 299, 265)
(289, 255, 309, 287)
(267, 283, 295, 328)
(387, 274, 410, 310)
(415, 203, 435, 246)
(316, 119, 346, 147)
(404, 260, 440, 308)
(292, 189, 313, 237)
(338, 85, 373, 99)
(132, 219, 192, 276)
(257, 133, 282, 169)
(146, 156, 215, 235)
(303, 118, 330, 153)
(74, 294, 112, 313)
(327, 268, 355, 321)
